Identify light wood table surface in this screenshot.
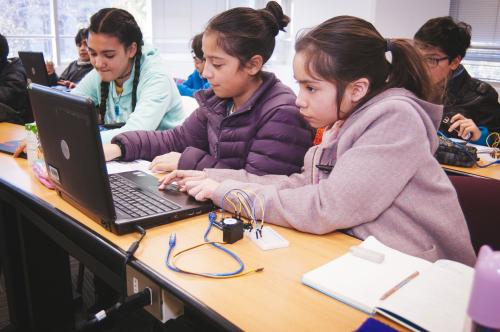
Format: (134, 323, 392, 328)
(442, 162, 500, 180)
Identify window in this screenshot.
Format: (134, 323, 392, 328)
(0, 0, 148, 66)
(1, 0, 291, 66)
(450, 0, 500, 82)
(2, 0, 53, 59)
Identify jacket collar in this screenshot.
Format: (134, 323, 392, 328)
(447, 65, 469, 95)
(195, 71, 278, 115)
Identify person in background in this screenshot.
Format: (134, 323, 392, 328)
(415, 16, 500, 145)
(72, 8, 185, 144)
(103, 1, 313, 176)
(46, 28, 93, 89)
(0, 33, 31, 124)
(176, 32, 210, 97)
(160, 16, 476, 266)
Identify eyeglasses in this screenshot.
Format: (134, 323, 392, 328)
(423, 56, 449, 68)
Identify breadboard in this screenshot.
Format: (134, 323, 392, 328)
(245, 226, 289, 250)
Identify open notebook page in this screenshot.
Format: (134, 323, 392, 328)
(376, 260, 474, 331)
(302, 236, 430, 314)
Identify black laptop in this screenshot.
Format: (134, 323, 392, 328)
(27, 83, 212, 234)
(18, 51, 51, 86)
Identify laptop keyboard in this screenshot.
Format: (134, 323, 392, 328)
(109, 174, 180, 218)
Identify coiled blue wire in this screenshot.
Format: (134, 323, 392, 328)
(165, 212, 245, 277)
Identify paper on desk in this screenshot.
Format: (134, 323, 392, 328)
(106, 159, 153, 175)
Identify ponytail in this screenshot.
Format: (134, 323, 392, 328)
(385, 39, 432, 101)
(98, 81, 110, 124)
(131, 49, 142, 110)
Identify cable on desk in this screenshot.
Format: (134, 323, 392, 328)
(165, 211, 264, 278)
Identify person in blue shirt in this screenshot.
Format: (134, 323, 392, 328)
(72, 8, 185, 143)
(176, 33, 210, 97)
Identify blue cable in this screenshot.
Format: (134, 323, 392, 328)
(165, 213, 245, 277)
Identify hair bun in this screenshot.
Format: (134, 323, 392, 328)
(264, 1, 290, 34)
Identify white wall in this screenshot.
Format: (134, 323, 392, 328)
(291, 0, 376, 37)
(375, 0, 450, 38)
(269, 0, 452, 91)
(155, 0, 454, 89)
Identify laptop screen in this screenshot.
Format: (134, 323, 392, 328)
(18, 51, 50, 86)
(27, 83, 116, 225)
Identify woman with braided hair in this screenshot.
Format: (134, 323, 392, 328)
(72, 8, 185, 143)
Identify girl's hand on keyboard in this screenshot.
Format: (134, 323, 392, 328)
(158, 170, 206, 190)
(183, 178, 220, 201)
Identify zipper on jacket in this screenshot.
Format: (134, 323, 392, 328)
(310, 147, 318, 184)
(216, 106, 252, 160)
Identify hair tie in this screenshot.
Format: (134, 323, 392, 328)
(385, 38, 394, 53)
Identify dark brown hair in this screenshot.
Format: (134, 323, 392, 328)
(89, 8, 144, 123)
(414, 16, 471, 60)
(296, 16, 432, 119)
(205, 1, 290, 68)
(191, 32, 204, 59)
(75, 28, 88, 46)
(0, 33, 8, 64)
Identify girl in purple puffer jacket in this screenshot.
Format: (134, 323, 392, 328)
(104, 1, 313, 176)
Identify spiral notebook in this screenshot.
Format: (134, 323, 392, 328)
(302, 236, 474, 331)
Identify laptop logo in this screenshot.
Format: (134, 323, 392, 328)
(60, 140, 70, 160)
(31, 67, 36, 76)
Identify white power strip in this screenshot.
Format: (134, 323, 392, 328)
(245, 226, 289, 250)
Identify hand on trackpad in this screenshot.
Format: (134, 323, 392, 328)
(161, 181, 180, 192)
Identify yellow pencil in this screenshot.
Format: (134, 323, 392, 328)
(379, 271, 420, 300)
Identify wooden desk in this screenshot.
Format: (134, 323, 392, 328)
(0, 122, 399, 331)
(442, 162, 500, 180)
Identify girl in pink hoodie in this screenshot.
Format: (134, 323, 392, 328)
(159, 16, 475, 265)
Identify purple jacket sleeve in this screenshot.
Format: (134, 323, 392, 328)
(111, 107, 208, 161)
(178, 146, 231, 170)
(178, 104, 313, 175)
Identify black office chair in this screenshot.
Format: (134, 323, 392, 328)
(448, 175, 500, 253)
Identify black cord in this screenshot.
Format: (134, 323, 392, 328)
(122, 225, 146, 300)
(125, 225, 146, 265)
(76, 225, 149, 331)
